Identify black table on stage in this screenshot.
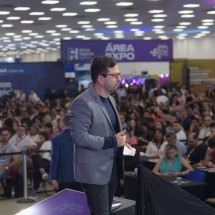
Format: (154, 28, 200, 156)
(124, 172, 207, 201)
(139, 156, 158, 170)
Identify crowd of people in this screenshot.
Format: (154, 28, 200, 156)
(0, 78, 214, 201)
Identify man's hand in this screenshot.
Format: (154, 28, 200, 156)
(115, 129, 126, 147)
(52, 180, 59, 190)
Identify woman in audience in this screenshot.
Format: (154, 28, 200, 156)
(127, 119, 138, 145)
(153, 145, 193, 177)
(155, 121, 166, 135)
(145, 129, 168, 158)
(11, 119, 19, 137)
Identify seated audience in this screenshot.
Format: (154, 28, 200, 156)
(153, 145, 193, 177)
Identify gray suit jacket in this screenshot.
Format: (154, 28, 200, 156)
(70, 85, 124, 185)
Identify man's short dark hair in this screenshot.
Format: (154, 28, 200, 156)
(90, 56, 117, 83)
(0, 127, 10, 135)
(62, 114, 71, 127)
(39, 131, 49, 141)
(166, 132, 176, 139)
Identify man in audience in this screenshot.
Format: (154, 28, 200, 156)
(30, 106, 40, 123)
(165, 132, 187, 156)
(198, 116, 212, 143)
(182, 107, 197, 132)
(9, 124, 36, 151)
(204, 137, 215, 168)
(172, 121, 187, 143)
(186, 132, 207, 166)
(0, 127, 20, 181)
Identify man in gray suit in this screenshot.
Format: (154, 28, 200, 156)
(71, 56, 130, 215)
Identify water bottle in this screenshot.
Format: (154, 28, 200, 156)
(11, 186, 15, 198)
(176, 177, 182, 185)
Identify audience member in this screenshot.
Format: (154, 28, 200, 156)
(153, 145, 193, 177)
(119, 113, 127, 130)
(116, 86, 127, 101)
(182, 107, 197, 132)
(188, 118, 200, 135)
(127, 119, 138, 145)
(204, 137, 215, 168)
(29, 131, 51, 200)
(172, 121, 187, 143)
(145, 129, 168, 158)
(29, 89, 40, 103)
(16, 88, 26, 102)
(30, 106, 40, 122)
(204, 122, 215, 145)
(43, 122, 54, 140)
(27, 124, 40, 147)
(0, 128, 20, 181)
(165, 132, 187, 156)
(198, 116, 212, 143)
(186, 132, 207, 166)
(9, 124, 36, 151)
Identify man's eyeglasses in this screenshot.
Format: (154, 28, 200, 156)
(102, 73, 121, 79)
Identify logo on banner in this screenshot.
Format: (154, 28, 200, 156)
(68, 48, 79, 60)
(105, 43, 135, 61)
(150, 45, 168, 59)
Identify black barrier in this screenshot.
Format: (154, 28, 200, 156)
(0, 150, 51, 203)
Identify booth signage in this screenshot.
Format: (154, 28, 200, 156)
(0, 62, 65, 98)
(61, 39, 173, 62)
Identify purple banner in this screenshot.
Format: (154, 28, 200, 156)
(61, 39, 173, 63)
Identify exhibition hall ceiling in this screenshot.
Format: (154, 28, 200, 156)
(0, 0, 215, 57)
